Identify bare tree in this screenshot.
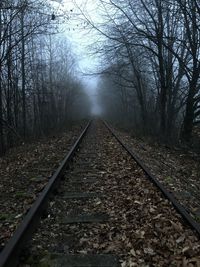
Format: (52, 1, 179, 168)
(0, 0, 91, 154)
(77, 0, 200, 143)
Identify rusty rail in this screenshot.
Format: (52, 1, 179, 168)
(0, 121, 91, 267)
(104, 120, 200, 237)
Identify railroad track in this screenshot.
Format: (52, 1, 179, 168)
(0, 120, 200, 267)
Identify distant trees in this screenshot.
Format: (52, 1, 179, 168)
(0, 0, 90, 155)
(82, 0, 200, 143)
(175, 0, 200, 142)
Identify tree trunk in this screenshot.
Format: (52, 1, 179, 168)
(21, 7, 26, 138)
(7, 23, 13, 147)
(0, 7, 5, 155)
(0, 64, 4, 155)
(181, 85, 195, 143)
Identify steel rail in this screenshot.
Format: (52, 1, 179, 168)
(0, 121, 91, 267)
(104, 120, 200, 237)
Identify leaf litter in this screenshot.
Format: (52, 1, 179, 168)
(114, 128, 200, 223)
(19, 121, 200, 267)
(0, 122, 86, 250)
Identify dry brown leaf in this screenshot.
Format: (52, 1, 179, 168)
(170, 220, 183, 231)
(176, 235, 185, 244)
(144, 247, 156, 255)
(130, 248, 136, 257)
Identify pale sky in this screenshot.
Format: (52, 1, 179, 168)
(51, 0, 102, 114)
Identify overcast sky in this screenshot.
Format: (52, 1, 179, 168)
(51, 0, 102, 114)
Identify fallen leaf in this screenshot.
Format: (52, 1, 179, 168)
(130, 248, 136, 257)
(144, 247, 156, 255)
(176, 235, 185, 244)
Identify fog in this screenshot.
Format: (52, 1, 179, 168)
(1, 0, 200, 155)
(62, 0, 200, 146)
(55, 0, 102, 116)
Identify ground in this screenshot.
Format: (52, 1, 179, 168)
(0, 121, 86, 250)
(114, 128, 200, 222)
(0, 120, 200, 262)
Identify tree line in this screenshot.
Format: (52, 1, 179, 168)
(0, 0, 90, 155)
(80, 0, 200, 144)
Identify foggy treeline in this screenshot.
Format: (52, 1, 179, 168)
(0, 0, 90, 155)
(1, 0, 200, 156)
(85, 0, 200, 145)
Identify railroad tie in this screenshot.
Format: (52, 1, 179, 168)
(39, 254, 119, 267)
(68, 177, 99, 184)
(61, 192, 103, 199)
(62, 212, 109, 224)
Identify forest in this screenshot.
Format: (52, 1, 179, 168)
(91, 0, 200, 147)
(1, 0, 200, 155)
(1, 1, 200, 266)
(0, 0, 90, 155)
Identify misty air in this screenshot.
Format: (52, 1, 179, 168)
(0, 1, 200, 266)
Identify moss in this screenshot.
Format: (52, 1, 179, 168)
(34, 253, 64, 267)
(165, 176, 173, 182)
(37, 261, 51, 267)
(26, 251, 52, 267)
(0, 213, 14, 221)
(30, 176, 44, 182)
(0, 213, 17, 222)
(15, 191, 28, 198)
(194, 215, 200, 223)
